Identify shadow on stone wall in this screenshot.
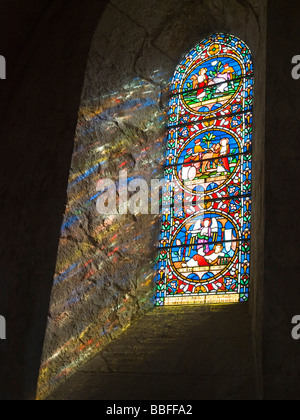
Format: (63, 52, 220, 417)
(37, 0, 266, 400)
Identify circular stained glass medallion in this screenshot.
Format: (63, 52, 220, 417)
(180, 53, 244, 116)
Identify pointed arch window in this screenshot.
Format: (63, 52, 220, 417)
(156, 33, 253, 306)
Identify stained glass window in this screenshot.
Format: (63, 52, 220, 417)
(156, 33, 253, 306)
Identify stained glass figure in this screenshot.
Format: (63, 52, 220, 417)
(156, 33, 253, 306)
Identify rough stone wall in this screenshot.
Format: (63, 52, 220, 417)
(38, 0, 266, 399)
(247, 1, 267, 398)
(263, 1, 300, 400)
(0, 0, 110, 400)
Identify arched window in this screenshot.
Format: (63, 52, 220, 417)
(156, 33, 253, 306)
